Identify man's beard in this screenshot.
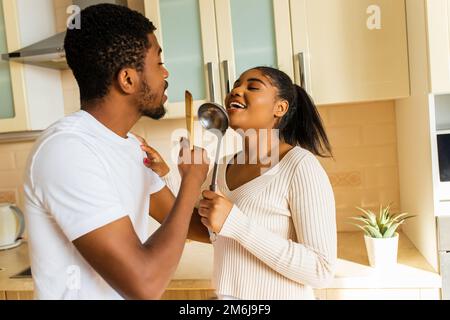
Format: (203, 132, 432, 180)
(138, 78, 167, 120)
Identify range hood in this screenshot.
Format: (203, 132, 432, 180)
(1, 0, 127, 70)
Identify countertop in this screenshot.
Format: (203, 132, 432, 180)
(332, 231, 441, 289)
(0, 231, 441, 292)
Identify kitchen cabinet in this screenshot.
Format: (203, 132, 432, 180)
(0, 0, 29, 132)
(4, 290, 34, 300)
(0, 287, 439, 300)
(213, 0, 293, 97)
(427, 0, 450, 94)
(290, 0, 410, 105)
(322, 288, 440, 300)
(395, 0, 448, 274)
(145, 0, 219, 119)
(144, 0, 292, 119)
(0, 0, 65, 133)
(145, 0, 409, 118)
(161, 281, 217, 300)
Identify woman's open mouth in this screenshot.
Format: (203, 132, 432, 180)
(227, 102, 247, 112)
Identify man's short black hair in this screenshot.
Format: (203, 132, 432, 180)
(64, 4, 156, 104)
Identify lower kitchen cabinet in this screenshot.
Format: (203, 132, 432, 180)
(160, 288, 441, 300)
(0, 289, 216, 300)
(313, 289, 327, 300)
(314, 288, 441, 300)
(161, 289, 217, 300)
(4, 291, 34, 300)
(0, 288, 440, 300)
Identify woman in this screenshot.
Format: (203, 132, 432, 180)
(142, 66, 337, 300)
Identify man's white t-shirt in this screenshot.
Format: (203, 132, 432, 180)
(24, 110, 165, 300)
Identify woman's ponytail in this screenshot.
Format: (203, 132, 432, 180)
(254, 66, 332, 157)
(281, 84, 332, 157)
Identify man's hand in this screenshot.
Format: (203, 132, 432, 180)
(178, 138, 209, 184)
(134, 134, 170, 177)
(198, 190, 234, 233)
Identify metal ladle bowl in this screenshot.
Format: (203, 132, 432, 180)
(198, 103, 229, 135)
(197, 102, 230, 192)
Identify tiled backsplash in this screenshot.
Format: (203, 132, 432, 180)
(318, 102, 400, 231)
(0, 141, 35, 209)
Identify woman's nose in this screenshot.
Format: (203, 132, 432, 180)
(230, 86, 243, 96)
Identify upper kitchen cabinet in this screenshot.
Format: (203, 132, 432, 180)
(144, 0, 293, 118)
(427, 0, 450, 94)
(0, 0, 64, 133)
(0, 0, 29, 132)
(290, 0, 410, 105)
(145, 0, 220, 119)
(214, 0, 293, 97)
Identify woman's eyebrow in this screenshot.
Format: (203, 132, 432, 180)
(247, 78, 267, 87)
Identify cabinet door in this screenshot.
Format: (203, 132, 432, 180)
(5, 291, 34, 300)
(291, 0, 410, 105)
(326, 289, 421, 300)
(427, 0, 450, 94)
(214, 0, 293, 101)
(145, 0, 220, 119)
(0, 0, 28, 132)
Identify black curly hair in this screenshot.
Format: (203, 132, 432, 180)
(64, 4, 156, 104)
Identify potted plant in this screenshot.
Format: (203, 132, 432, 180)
(349, 204, 415, 269)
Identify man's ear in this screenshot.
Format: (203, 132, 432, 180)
(274, 99, 289, 119)
(116, 68, 139, 94)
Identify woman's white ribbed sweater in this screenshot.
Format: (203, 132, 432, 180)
(162, 146, 337, 300)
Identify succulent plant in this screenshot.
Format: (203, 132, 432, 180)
(349, 204, 415, 238)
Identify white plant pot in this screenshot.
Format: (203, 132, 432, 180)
(364, 233, 399, 269)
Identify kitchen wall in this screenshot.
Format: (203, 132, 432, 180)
(0, 0, 400, 278)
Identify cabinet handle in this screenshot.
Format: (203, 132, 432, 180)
(298, 52, 308, 92)
(223, 60, 233, 95)
(207, 62, 216, 103)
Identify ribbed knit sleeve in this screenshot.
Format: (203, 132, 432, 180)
(218, 154, 337, 288)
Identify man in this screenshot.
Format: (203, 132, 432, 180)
(23, 4, 209, 300)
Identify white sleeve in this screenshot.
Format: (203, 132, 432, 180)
(218, 155, 337, 288)
(30, 135, 128, 242)
(160, 170, 181, 195)
(148, 169, 165, 195)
